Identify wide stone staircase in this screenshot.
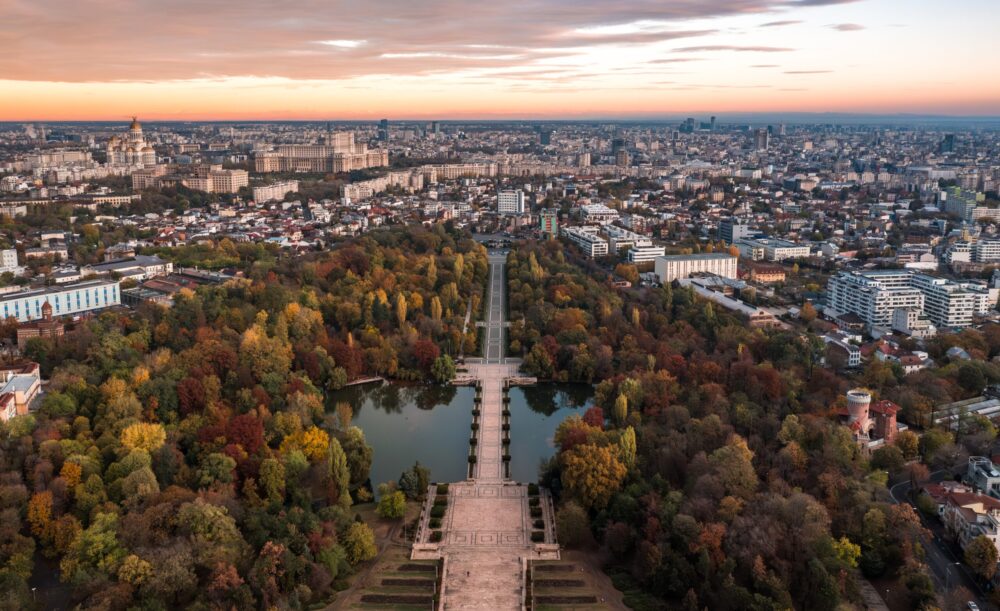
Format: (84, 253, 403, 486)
(442, 551, 523, 610)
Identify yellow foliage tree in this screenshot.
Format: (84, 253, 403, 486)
(561, 444, 626, 510)
(27, 491, 53, 541)
(60, 461, 83, 489)
(120, 422, 167, 453)
(280, 426, 330, 462)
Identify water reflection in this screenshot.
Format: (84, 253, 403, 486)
(508, 384, 594, 483)
(326, 382, 473, 492)
(325, 382, 594, 491)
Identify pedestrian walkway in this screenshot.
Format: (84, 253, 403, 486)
(413, 254, 558, 610)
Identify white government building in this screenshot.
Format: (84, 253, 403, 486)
(654, 253, 738, 283)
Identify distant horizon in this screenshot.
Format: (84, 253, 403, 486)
(2, 1, 998, 120)
(6, 111, 1000, 126)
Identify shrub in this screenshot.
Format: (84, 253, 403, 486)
(437, 484, 449, 494)
(430, 505, 446, 519)
(502, 454, 511, 462)
(471, 423, 479, 431)
(528, 484, 539, 496)
(469, 438, 478, 446)
(530, 507, 542, 518)
(534, 519, 544, 529)
(531, 531, 545, 542)
(472, 409, 481, 417)
(468, 455, 477, 464)
(429, 517, 441, 529)
(502, 423, 510, 431)
(434, 495, 448, 506)
(529, 497, 540, 507)
(429, 530, 443, 543)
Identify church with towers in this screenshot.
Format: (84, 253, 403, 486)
(106, 117, 156, 167)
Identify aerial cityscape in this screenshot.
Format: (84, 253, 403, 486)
(1, 1, 999, 610)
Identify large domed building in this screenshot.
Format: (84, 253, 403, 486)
(106, 117, 156, 167)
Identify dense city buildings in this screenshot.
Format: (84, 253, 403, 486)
(3, 114, 1000, 611)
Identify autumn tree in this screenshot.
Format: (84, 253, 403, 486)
(965, 535, 998, 582)
(561, 444, 627, 510)
(344, 522, 377, 564)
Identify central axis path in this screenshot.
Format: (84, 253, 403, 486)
(414, 253, 557, 610)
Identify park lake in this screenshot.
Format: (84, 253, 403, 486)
(326, 382, 594, 492)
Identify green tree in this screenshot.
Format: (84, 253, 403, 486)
(259, 458, 286, 504)
(556, 501, 590, 548)
(431, 355, 456, 383)
(344, 522, 377, 565)
(618, 426, 637, 468)
(612, 393, 628, 426)
(376, 491, 406, 520)
(329, 437, 352, 509)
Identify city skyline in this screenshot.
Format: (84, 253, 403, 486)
(2, 0, 999, 120)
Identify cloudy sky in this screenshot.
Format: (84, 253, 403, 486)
(1, 0, 997, 119)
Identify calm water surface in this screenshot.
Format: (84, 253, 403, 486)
(326, 383, 474, 490)
(326, 382, 593, 490)
(507, 384, 594, 483)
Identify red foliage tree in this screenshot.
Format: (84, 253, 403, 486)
(412, 339, 440, 371)
(582, 406, 605, 429)
(227, 414, 264, 455)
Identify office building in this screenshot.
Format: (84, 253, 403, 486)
(562, 226, 609, 258)
(378, 119, 389, 142)
(497, 190, 526, 215)
(539, 211, 558, 238)
(654, 253, 737, 284)
(754, 128, 769, 151)
(253, 180, 300, 203)
(627, 245, 666, 264)
(718, 218, 753, 245)
(0, 279, 121, 323)
(737, 238, 810, 262)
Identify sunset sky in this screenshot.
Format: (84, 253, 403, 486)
(2, 0, 998, 120)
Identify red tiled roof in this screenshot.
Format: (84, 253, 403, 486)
(948, 491, 1000, 512)
(871, 400, 900, 416)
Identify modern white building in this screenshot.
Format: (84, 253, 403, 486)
(892, 307, 936, 338)
(0, 279, 121, 322)
(737, 238, 811, 262)
(253, 180, 299, 203)
(0, 249, 18, 273)
(654, 253, 737, 284)
(562, 226, 609, 258)
(826, 270, 993, 331)
(579, 203, 619, 225)
(627, 245, 667, 264)
(497, 190, 526, 215)
(974, 240, 1000, 263)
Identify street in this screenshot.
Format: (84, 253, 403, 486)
(889, 470, 990, 609)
